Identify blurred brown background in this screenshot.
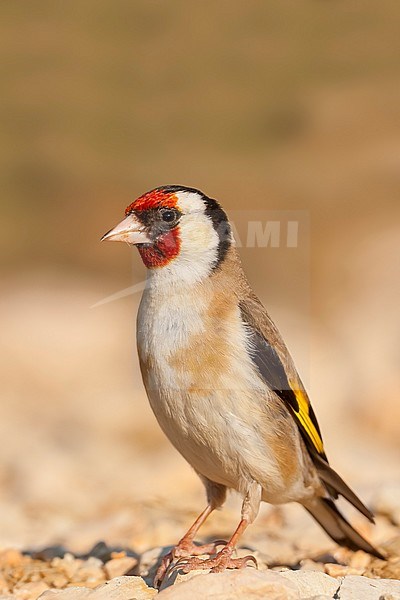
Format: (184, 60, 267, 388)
(0, 1, 399, 556)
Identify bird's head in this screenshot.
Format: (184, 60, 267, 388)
(102, 185, 233, 283)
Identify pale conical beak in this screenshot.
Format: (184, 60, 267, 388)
(101, 214, 151, 245)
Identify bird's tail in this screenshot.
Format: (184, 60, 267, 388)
(303, 497, 385, 560)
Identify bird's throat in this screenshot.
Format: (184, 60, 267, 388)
(137, 228, 181, 268)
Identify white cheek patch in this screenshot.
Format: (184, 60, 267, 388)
(148, 190, 221, 286)
(171, 214, 220, 283)
(178, 212, 219, 261)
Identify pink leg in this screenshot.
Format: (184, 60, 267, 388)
(171, 482, 262, 576)
(173, 517, 257, 574)
(154, 504, 224, 586)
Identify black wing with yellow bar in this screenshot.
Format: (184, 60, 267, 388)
(239, 304, 379, 520)
(243, 318, 328, 462)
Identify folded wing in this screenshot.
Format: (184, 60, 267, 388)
(239, 294, 374, 522)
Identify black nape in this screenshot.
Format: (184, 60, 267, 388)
(203, 196, 232, 269)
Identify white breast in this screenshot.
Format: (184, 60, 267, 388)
(137, 282, 208, 390)
(136, 279, 286, 493)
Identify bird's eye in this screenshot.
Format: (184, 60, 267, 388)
(161, 209, 177, 223)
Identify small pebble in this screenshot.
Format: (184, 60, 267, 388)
(349, 550, 371, 570)
(324, 563, 350, 577)
(104, 556, 137, 579)
(13, 581, 49, 600)
(299, 559, 325, 572)
(0, 550, 23, 569)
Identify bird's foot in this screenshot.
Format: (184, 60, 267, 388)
(172, 545, 257, 575)
(154, 539, 227, 587)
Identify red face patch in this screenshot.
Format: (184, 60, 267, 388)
(137, 228, 181, 268)
(125, 188, 178, 215)
(124, 188, 181, 268)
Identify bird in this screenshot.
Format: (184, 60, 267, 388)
(102, 184, 384, 584)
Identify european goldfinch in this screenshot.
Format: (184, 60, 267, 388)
(102, 185, 384, 583)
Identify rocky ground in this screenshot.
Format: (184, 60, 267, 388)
(0, 529, 399, 599)
(0, 483, 399, 599)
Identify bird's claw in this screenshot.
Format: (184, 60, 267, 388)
(154, 553, 173, 588)
(153, 539, 228, 587)
(168, 548, 258, 575)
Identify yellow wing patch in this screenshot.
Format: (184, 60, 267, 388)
(289, 384, 324, 455)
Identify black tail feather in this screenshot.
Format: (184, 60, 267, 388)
(304, 497, 385, 560)
(311, 451, 375, 523)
